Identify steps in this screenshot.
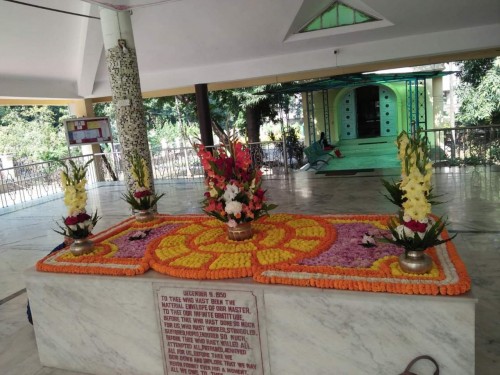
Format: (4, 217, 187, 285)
(316, 136, 400, 172)
(337, 136, 397, 155)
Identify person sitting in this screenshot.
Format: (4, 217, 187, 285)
(319, 132, 344, 158)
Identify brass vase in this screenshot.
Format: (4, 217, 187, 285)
(227, 222, 253, 241)
(70, 237, 94, 256)
(398, 250, 433, 274)
(134, 208, 155, 223)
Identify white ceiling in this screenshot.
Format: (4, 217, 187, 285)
(1, 0, 499, 100)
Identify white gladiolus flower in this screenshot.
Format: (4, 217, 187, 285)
(225, 200, 243, 215)
(68, 225, 77, 231)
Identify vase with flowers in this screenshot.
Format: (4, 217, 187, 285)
(54, 159, 100, 256)
(121, 152, 164, 222)
(196, 136, 277, 241)
(382, 131, 454, 274)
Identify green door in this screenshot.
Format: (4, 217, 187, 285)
(379, 87, 397, 136)
(340, 90, 357, 139)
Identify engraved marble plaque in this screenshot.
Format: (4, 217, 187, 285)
(156, 287, 264, 375)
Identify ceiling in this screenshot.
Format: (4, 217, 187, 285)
(0, 0, 499, 100)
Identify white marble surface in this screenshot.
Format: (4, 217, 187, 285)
(25, 268, 476, 375)
(265, 291, 475, 375)
(1, 166, 499, 374)
(26, 272, 164, 375)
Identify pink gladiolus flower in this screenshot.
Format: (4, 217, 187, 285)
(254, 189, 265, 199)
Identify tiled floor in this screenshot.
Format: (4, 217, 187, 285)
(0, 166, 499, 374)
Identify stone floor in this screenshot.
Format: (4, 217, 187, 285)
(0, 166, 498, 375)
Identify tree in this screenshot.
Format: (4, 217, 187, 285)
(95, 97, 200, 151)
(455, 58, 500, 125)
(0, 106, 70, 163)
(209, 84, 294, 143)
(456, 58, 495, 88)
(95, 84, 296, 148)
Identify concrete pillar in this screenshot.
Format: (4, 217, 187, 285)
(69, 99, 105, 182)
(99, 8, 153, 191)
(432, 76, 444, 128)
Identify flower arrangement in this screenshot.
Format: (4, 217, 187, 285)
(54, 159, 100, 239)
(121, 152, 164, 211)
(195, 138, 277, 227)
(383, 131, 454, 253)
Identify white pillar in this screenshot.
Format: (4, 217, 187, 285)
(99, 8, 154, 192)
(432, 77, 444, 128)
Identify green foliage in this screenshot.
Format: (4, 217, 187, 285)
(60, 159, 93, 186)
(381, 179, 405, 208)
(0, 106, 70, 162)
(456, 58, 495, 88)
(456, 58, 500, 125)
(269, 127, 305, 166)
(54, 211, 100, 240)
(381, 178, 444, 209)
(121, 191, 165, 211)
(383, 213, 455, 252)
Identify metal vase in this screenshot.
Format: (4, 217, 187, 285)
(70, 237, 94, 256)
(134, 209, 155, 223)
(227, 222, 253, 241)
(398, 250, 433, 274)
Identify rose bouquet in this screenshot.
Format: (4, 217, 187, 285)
(383, 131, 454, 254)
(121, 152, 164, 211)
(54, 159, 100, 239)
(196, 139, 277, 228)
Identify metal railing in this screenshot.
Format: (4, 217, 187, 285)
(0, 155, 96, 209)
(1, 141, 302, 209)
(423, 124, 500, 166)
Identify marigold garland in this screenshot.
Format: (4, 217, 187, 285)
(145, 213, 336, 280)
(36, 213, 471, 296)
(253, 215, 471, 296)
(36, 215, 192, 276)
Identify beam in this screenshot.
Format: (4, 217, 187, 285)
(77, 2, 104, 97)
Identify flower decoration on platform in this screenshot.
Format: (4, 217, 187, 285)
(382, 131, 454, 257)
(195, 136, 277, 227)
(54, 159, 100, 239)
(122, 152, 164, 211)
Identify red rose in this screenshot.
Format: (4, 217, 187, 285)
(404, 219, 427, 233)
(134, 190, 152, 198)
(64, 216, 79, 225)
(76, 213, 91, 223)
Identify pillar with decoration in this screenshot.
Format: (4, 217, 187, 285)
(99, 8, 154, 193)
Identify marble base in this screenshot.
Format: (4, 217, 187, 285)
(25, 268, 476, 375)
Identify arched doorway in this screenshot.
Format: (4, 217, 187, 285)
(356, 85, 380, 138)
(339, 85, 397, 140)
